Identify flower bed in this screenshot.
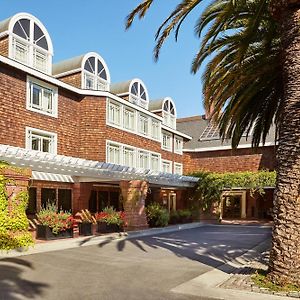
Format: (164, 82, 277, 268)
(95, 207, 125, 233)
(36, 203, 75, 240)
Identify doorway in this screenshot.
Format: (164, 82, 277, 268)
(222, 195, 241, 218)
(168, 193, 176, 212)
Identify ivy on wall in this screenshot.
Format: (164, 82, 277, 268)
(0, 162, 34, 251)
(190, 170, 276, 211)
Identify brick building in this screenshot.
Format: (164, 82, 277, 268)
(0, 12, 198, 227)
(177, 115, 276, 220)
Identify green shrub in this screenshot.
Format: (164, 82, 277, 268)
(146, 203, 169, 227)
(169, 209, 192, 224)
(0, 167, 34, 251)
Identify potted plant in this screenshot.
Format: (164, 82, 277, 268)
(36, 202, 75, 240)
(75, 209, 97, 236)
(145, 203, 169, 227)
(95, 207, 125, 233)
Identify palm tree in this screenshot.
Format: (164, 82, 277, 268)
(126, 0, 300, 286)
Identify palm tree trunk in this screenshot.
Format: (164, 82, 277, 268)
(268, 4, 300, 286)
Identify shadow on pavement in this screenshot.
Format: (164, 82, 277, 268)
(94, 227, 271, 275)
(0, 257, 49, 299)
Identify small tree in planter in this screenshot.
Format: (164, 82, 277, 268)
(36, 202, 75, 240)
(75, 209, 97, 236)
(95, 207, 125, 233)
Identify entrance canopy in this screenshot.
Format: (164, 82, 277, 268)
(0, 144, 198, 187)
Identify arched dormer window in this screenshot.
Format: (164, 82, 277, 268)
(82, 53, 110, 91)
(129, 79, 149, 109)
(9, 13, 53, 73)
(162, 98, 177, 129)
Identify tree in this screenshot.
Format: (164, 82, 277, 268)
(126, 0, 300, 286)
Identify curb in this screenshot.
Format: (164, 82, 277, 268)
(0, 222, 204, 258)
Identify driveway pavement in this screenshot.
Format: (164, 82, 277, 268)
(0, 225, 271, 300)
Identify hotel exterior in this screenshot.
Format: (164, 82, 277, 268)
(0, 12, 198, 227)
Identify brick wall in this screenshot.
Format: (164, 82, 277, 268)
(0, 63, 183, 170)
(0, 37, 8, 57)
(0, 64, 83, 156)
(57, 72, 81, 89)
(183, 146, 276, 174)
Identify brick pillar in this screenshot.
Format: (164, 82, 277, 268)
(120, 180, 149, 231)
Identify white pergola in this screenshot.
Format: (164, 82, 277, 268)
(0, 144, 198, 188)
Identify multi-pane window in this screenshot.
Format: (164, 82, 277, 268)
(162, 132, 172, 151)
(174, 163, 183, 175)
(139, 114, 149, 136)
(129, 81, 149, 109)
(26, 128, 57, 154)
(107, 143, 121, 164)
(138, 151, 149, 169)
(174, 137, 183, 154)
(124, 108, 135, 131)
(108, 102, 121, 125)
(151, 120, 160, 140)
(83, 55, 109, 91)
(27, 77, 57, 116)
(162, 160, 172, 173)
(150, 154, 160, 172)
(11, 17, 52, 73)
(162, 99, 176, 129)
(123, 147, 135, 167)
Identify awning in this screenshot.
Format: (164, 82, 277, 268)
(0, 144, 198, 188)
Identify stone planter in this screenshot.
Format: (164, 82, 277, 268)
(97, 222, 121, 234)
(36, 225, 73, 240)
(78, 223, 92, 236)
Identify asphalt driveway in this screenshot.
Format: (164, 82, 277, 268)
(0, 225, 271, 300)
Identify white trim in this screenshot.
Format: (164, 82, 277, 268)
(183, 142, 276, 152)
(0, 55, 164, 121)
(0, 31, 9, 39)
(32, 171, 74, 183)
(7, 12, 53, 54)
(161, 130, 173, 152)
(26, 75, 58, 118)
(106, 139, 161, 172)
(161, 159, 173, 174)
(161, 124, 192, 140)
(81, 52, 110, 91)
(174, 162, 183, 175)
(106, 98, 161, 143)
(174, 136, 183, 155)
(25, 126, 57, 154)
(128, 78, 149, 109)
(53, 68, 82, 78)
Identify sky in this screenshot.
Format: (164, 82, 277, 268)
(0, 0, 206, 118)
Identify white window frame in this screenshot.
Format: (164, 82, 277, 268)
(106, 140, 161, 171)
(151, 119, 160, 141)
(129, 80, 149, 109)
(106, 143, 121, 165)
(161, 159, 172, 174)
(123, 146, 135, 168)
(25, 127, 57, 154)
(107, 101, 121, 126)
(26, 76, 58, 117)
(123, 107, 135, 131)
(174, 136, 183, 155)
(9, 17, 52, 74)
(150, 153, 160, 172)
(138, 113, 149, 136)
(174, 163, 183, 175)
(162, 131, 173, 152)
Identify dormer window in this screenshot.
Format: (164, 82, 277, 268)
(82, 54, 110, 91)
(162, 98, 176, 129)
(129, 80, 149, 109)
(9, 14, 53, 73)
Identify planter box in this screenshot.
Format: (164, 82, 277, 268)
(79, 223, 92, 236)
(36, 225, 73, 240)
(97, 222, 121, 234)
